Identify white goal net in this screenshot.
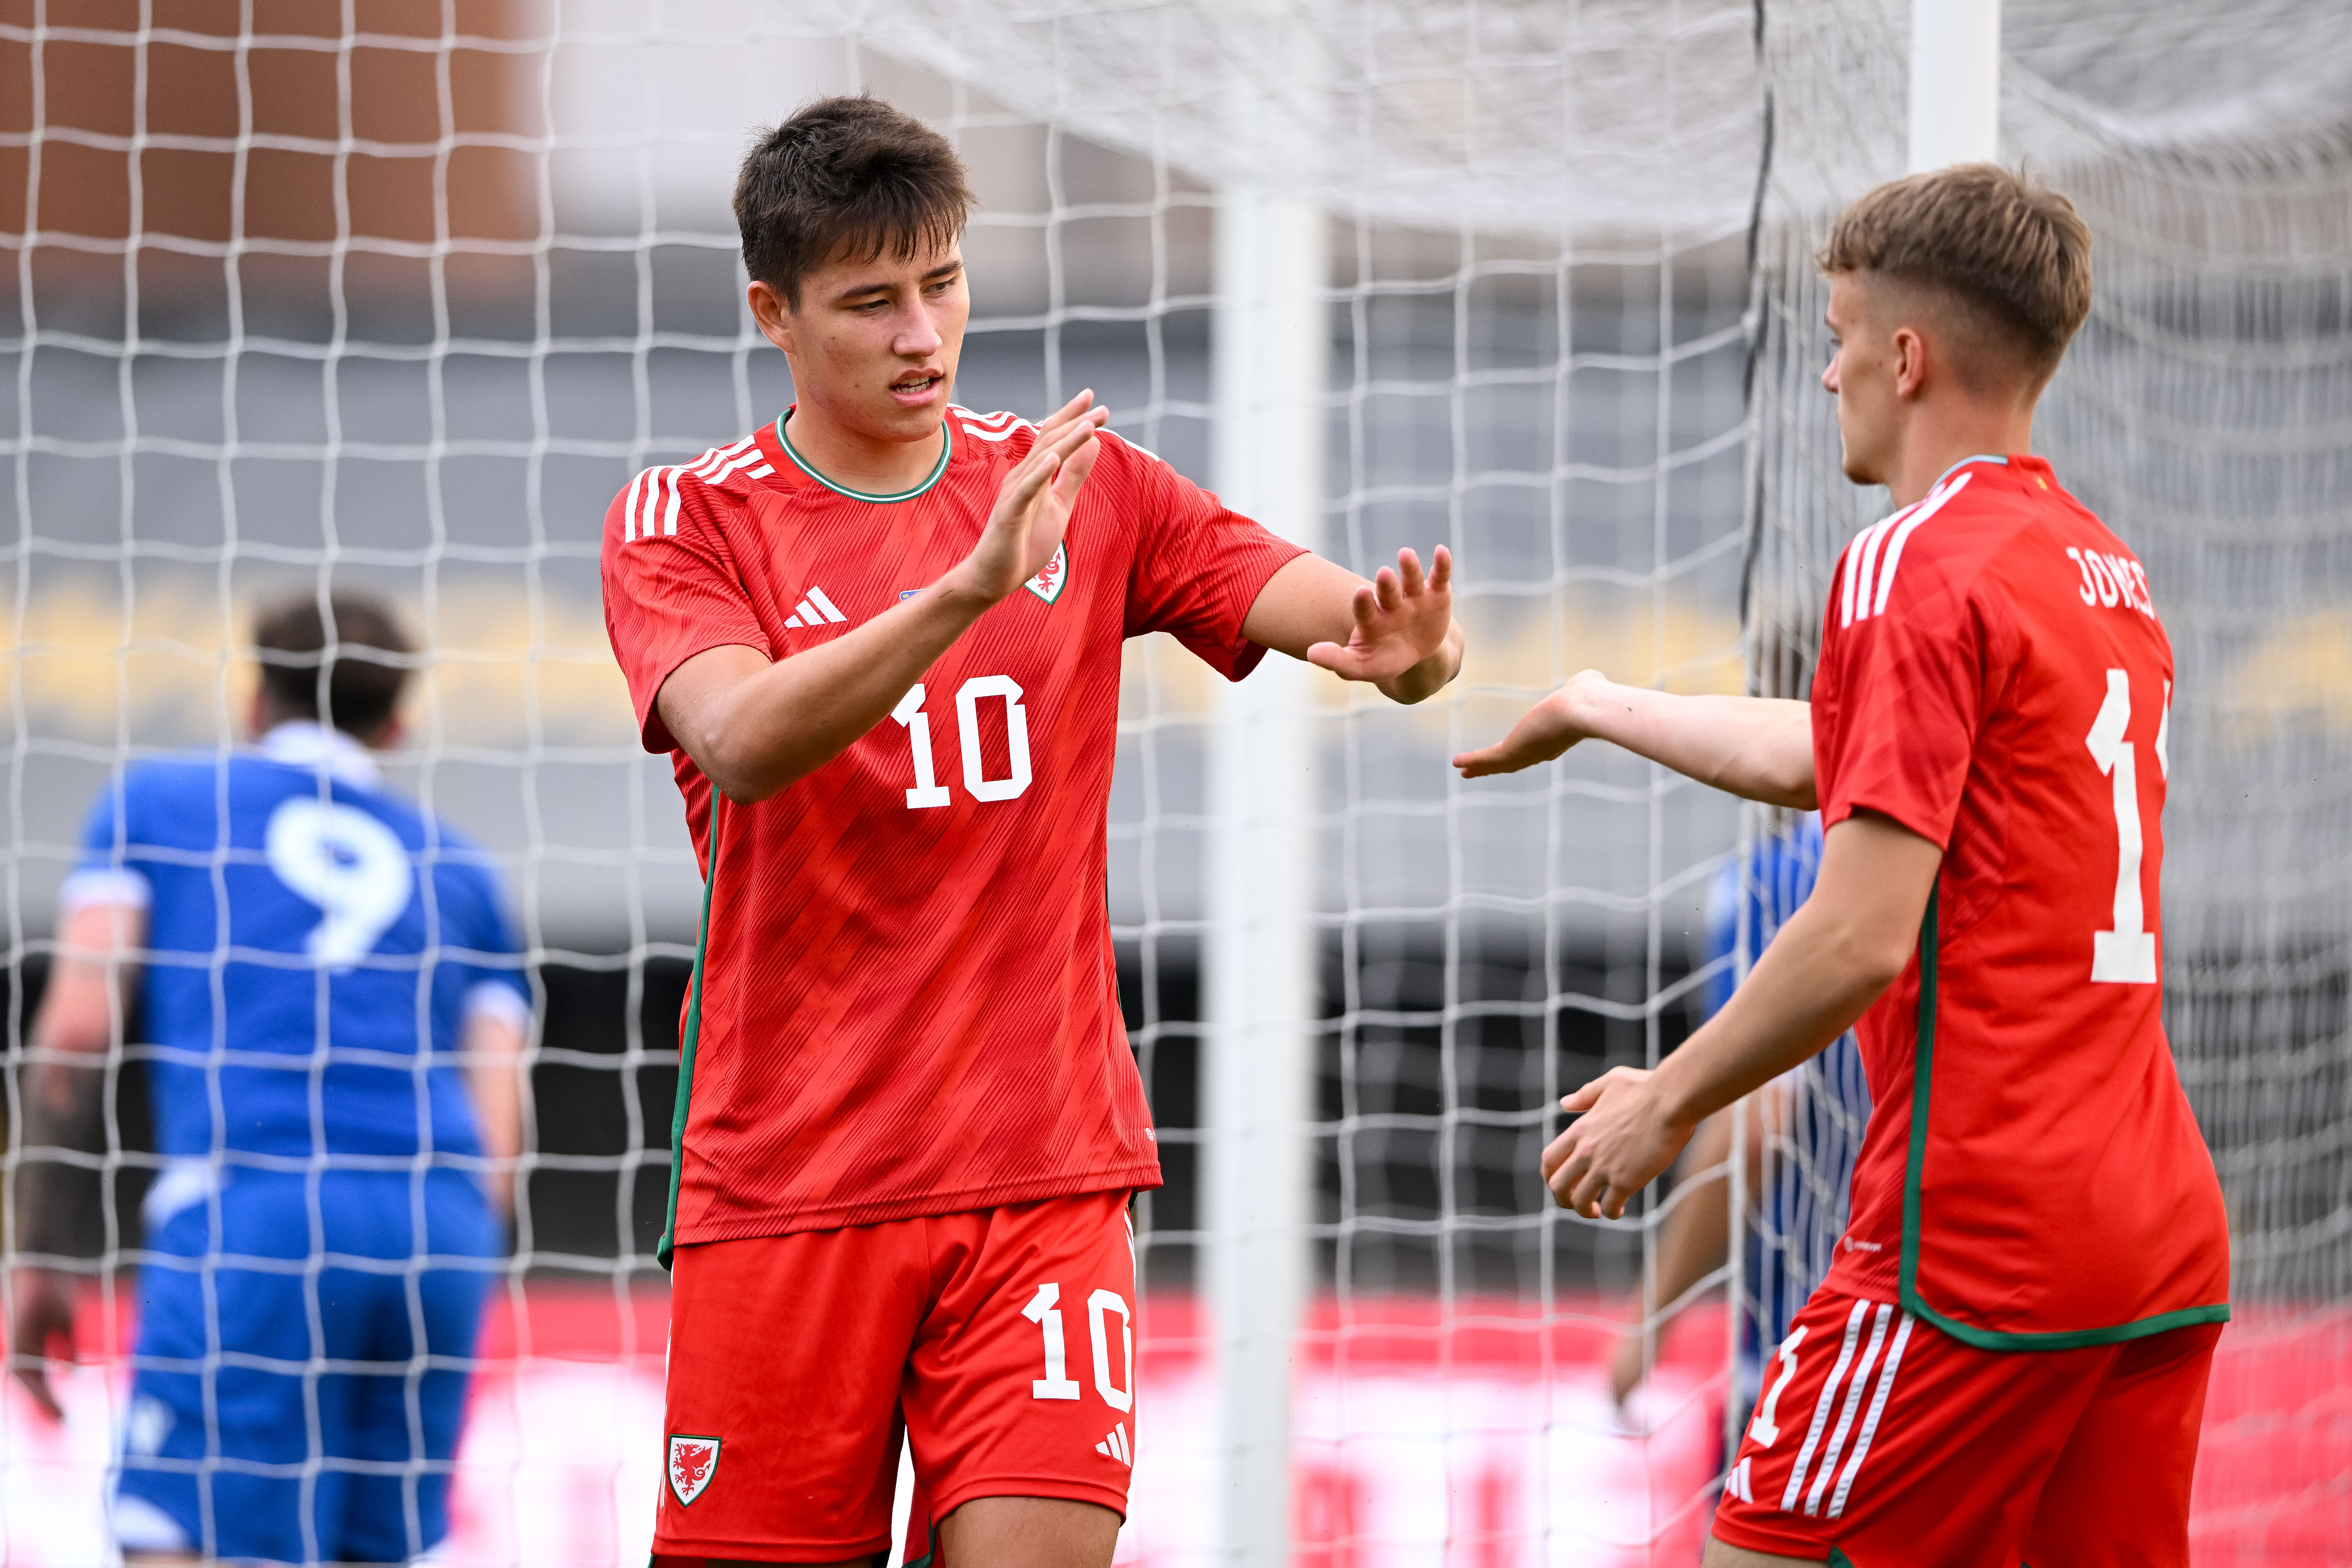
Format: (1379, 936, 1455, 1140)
(3, 2, 2345, 1565)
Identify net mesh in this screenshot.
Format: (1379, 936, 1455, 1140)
(2, 1, 2345, 1564)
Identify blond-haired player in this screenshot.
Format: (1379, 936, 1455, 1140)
(1458, 165, 2228, 1565)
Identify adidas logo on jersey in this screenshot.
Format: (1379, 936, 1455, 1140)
(1094, 1421, 1133, 1466)
(784, 586, 849, 628)
(1725, 1457, 1754, 1504)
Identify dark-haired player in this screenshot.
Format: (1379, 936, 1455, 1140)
(599, 96, 1460, 1568)
(1457, 164, 2229, 1564)
(10, 591, 528, 1565)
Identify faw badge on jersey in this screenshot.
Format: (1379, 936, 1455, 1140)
(1024, 542, 1070, 605)
(667, 1433, 721, 1506)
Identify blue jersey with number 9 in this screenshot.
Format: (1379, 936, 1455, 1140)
(68, 735, 528, 1162)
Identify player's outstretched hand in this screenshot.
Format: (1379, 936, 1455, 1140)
(1307, 545, 1455, 685)
(7, 1265, 76, 1420)
(1453, 668, 1607, 778)
(954, 390, 1109, 604)
(1539, 1064, 1693, 1221)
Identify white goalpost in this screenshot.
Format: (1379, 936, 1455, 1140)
(5, 3, 2349, 1566)
(1907, 0, 2001, 174)
(1203, 182, 1326, 1568)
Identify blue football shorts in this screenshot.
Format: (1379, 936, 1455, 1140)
(113, 1165, 500, 1566)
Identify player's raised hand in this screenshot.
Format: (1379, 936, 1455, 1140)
(1539, 1064, 1693, 1221)
(954, 390, 1109, 603)
(1307, 545, 1455, 685)
(8, 1265, 76, 1420)
(1453, 668, 1608, 778)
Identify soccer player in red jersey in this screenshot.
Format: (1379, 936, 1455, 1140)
(601, 97, 1461, 1568)
(1457, 165, 2230, 1564)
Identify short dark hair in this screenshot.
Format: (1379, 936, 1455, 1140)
(734, 95, 975, 310)
(1819, 164, 2093, 390)
(253, 590, 413, 738)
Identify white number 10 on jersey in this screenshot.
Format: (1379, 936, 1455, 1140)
(891, 678, 1032, 809)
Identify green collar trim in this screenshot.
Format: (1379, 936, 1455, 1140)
(1899, 888, 2231, 1349)
(775, 413, 952, 503)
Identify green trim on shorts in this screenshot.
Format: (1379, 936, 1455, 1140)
(1897, 889, 2231, 1350)
(658, 803, 723, 1271)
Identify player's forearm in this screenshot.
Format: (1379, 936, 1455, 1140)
(1375, 621, 1463, 706)
(1651, 818, 1934, 1130)
(13, 1057, 105, 1261)
(659, 583, 993, 801)
(16, 910, 133, 1259)
(465, 1055, 524, 1168)
(463, 1017, 526, 1159)
(1650, 919, 1887, 1135)
(1568, 676, 1816, 808)
(1241, 554, 1359, 657)
(462, 1011, 527, 1219)
(1242, 550, 1460, 702)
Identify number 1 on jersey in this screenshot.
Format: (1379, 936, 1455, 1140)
(2086, 668, 2160, 984)
(891, 684, 952, 809)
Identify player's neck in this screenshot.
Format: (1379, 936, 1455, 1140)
(1885, 401, 2038, 509)
(779, 400, 946, 497)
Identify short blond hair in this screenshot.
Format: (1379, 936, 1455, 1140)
(1819, 164, 2093, 388)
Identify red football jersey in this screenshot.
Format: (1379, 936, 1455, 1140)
(601, 406, 1305, 1246)
(1811, 454, 2230, 1346)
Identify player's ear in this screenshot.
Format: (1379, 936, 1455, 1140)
(1891, 323, 1929, 401)
(748, 279, 797, 355)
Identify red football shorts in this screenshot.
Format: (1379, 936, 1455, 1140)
(651, 1189, 1139, 1565)
(1712, 1287, 2220, 1566)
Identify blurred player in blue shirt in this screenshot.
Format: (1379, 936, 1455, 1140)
(9, 591, 529, 1566)
(1609, 814, 1871, 1424)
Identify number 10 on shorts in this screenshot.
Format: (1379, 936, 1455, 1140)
(1023, 1283, 1132, 1411)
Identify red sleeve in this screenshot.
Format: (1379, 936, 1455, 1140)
(1114, 434, 1308, 679)
(1811, 536, 1992, 851)
(600, 471, 769, 754)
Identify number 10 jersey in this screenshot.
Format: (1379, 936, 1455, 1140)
(600, 408, 1304, 1250)
(1810, 453, 2230, 1346)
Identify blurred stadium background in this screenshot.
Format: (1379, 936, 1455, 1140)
(2, 1, 2347, 1564)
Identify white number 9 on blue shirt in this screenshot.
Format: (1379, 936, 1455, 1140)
(264, 797, 416, 967)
